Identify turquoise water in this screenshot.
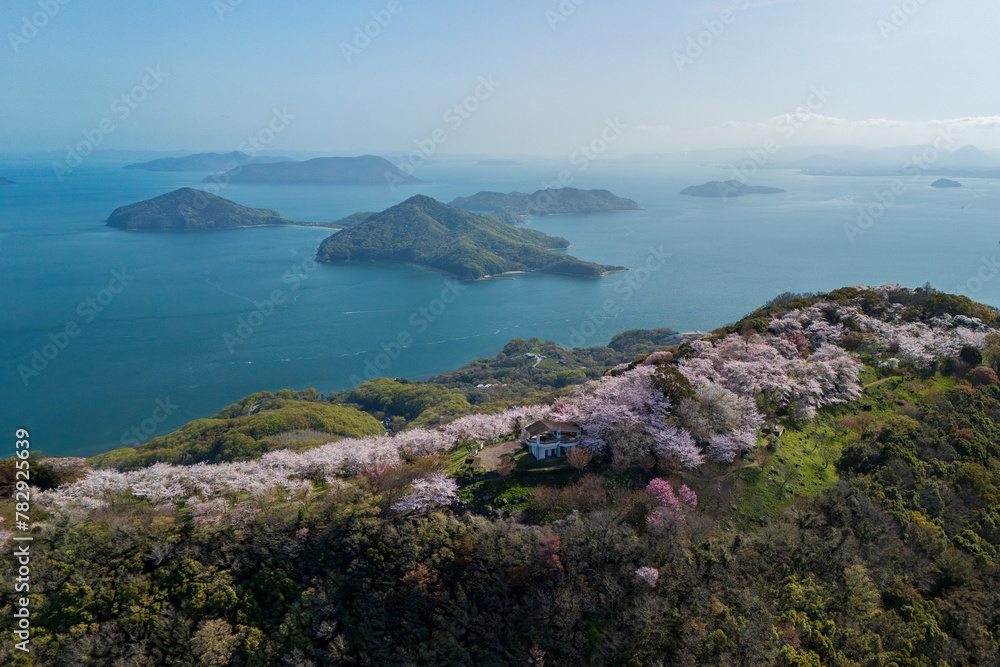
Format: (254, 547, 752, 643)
(3, 157, 999, 456)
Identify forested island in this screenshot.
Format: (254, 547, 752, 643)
(931, 178, 963, 188)
(449, 187, 641, 216)
(681, 180, 787, 197)
(7, 284, 1000, 664)
(316, 194, 625, 279)
(105, 188, 333, 230)
(124, 151, 291, 172)
(205, 155, 424, 185)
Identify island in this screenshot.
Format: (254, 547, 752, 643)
(204, 155, 424, 185)
(449, 187, 641, 217)
(315, 195, 626, 280)
(106, 188, 334, 230)
(124, 151, 292, 172)
(0, 176, 15, 185)
(931, 178, 962, 188)
(680, 180, 787, 197)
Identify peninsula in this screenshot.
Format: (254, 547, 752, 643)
(316, 195, 625, 280)
(680, 180, 787, 197)
(204, 155, 424, 185)
(105, 188, 332, 230)
(449, 187, 641, 216)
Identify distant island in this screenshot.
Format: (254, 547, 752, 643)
(680, 181, 787, 197)
(449, 187, 641, 217)
(0, 177, 15, 185)
(204, 155, 424, 185)
(931, 178, 962, 188)
(316, 195, 625, 280)
(106, 188, 333, 230)
(124, 151, 292, 172)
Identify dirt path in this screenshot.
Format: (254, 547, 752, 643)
(478, 440, 525, 471)
(864, 375, 902, 390)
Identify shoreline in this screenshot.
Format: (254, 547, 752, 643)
(319, 259, 630, 281)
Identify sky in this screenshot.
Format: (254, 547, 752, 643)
(2, 0, 999, 157)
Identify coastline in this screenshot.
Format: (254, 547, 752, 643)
(316, 259, 629, 281)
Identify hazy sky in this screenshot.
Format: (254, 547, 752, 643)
(2, 0, 999, 156)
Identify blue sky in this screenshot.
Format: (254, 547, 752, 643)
(2, 0, 998, 155)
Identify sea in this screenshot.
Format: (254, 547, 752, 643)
(3, 155, 999, 457)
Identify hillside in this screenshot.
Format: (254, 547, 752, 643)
(449, 187, 641, 216)
(316, 195, 625, 279)
(124, 151, 292, 172)
(680, 180, 787, 197)
(205, 154, 424, 185)
(89, 389, 384, 470)
(10, 284, 1000, 665)
(105, 188, 333, 230)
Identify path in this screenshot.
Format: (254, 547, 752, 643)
(863, 375, 902, 390)
(478, 440, 524, 471)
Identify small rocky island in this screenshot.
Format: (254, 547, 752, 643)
(124, 151, 291, 172)
(205, 155, 424, 185)
(316, 195, 625, 280)
(680, 181, 787, 197)
(106, 188, 330, 230)
(449, 187, 641, 217)
(931, 178, 962, 188)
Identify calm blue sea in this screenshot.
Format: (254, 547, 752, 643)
(3, 156, 999, 457)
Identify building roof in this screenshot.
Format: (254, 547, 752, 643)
(525, 419, 582, 437)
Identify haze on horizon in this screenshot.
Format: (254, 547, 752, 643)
(2, 0, 999, 159)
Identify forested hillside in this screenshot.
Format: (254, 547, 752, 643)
(4, 285, 1000, 665)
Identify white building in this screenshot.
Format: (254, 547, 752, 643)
(524, 419, 583, 460)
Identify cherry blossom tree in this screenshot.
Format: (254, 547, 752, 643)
(392, 473, 459, 513)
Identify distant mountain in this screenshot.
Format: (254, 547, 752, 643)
(680, 181, 786, 198)
(790, 144, 1000, 176)
(0, 177, 15, 185)
(931, 178, 962, 188)
(124, 151, 292, 172)
(205, 155, 424, 185)
(316, 195, 625, 280)
(106, 188, 324, 230)
(449, 188, 641, 216)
